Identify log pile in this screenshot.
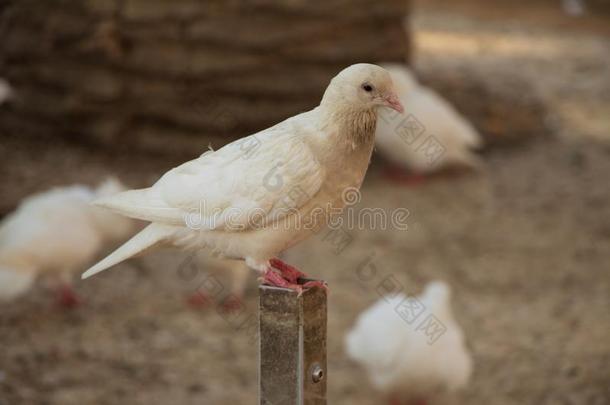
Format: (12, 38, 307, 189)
(0, 0, 409, 156)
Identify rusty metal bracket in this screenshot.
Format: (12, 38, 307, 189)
(259, 282, 327, 405)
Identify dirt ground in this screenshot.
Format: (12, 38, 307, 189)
(1, 1, 609, 404)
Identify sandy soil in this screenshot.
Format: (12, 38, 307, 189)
(1, 1, 609, 404)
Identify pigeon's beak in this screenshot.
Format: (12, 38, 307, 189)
(383, 92, 404, 114)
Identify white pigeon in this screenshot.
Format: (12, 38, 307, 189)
(345, 281, 473, 405)
(82, 63, 404, 290)
(0, 178, 137, 306)
(375, 64, 482, 175)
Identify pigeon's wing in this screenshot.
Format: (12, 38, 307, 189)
(95, 120, 325, 231)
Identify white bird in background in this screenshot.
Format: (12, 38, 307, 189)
(375, 64, 482, 184)
(0, 178, 138, 307)
(345, 281, 473, 405)
(82, 64, 404, 290)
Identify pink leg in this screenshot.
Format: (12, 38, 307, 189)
(383, 166, 427, 187)
(220, 295, 244, 313)
(186, 291, 212, 309)
(57, 284, 82, 309)
(302, 280, 328, 291)
(269, 258, 306, 284)
(262, 265, 328, 293)
(262, 270, 302, 292)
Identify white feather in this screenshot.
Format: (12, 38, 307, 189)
(345, 281, 473, 400)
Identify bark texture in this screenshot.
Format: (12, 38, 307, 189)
(0, 0, 409, 156)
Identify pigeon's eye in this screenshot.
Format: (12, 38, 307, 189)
(362, 83, 373, 92)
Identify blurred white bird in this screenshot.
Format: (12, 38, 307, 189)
(376, 64, 482, 183)
(345, 281, 472, 405)
(82, 64, 404, 291)
(0, 178, 138, 306)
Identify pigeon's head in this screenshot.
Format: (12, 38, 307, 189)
(322, 63, 404, 114)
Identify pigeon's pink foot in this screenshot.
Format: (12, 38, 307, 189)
(57, 285, 82, 309)
(383, 166, 426, 187)
(262, 266, 327, 294)
(302, 280, 328, 291)
(186, 291, 212, 309)
(220, 295, 244, 313)
(262, 269, 302, 292)
(269, 258, 306, 284)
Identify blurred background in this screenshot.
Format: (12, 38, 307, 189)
(0, 0, 609, 404)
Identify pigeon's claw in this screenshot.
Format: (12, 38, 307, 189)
(262, 263, 327, 295)
(302, 280, 328, 292)
(262, 269, 303, 293)
(269, 258, 306, 284)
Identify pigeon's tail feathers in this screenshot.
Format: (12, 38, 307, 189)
(92, 188, 183, 225)
(82, 223, 175, 279)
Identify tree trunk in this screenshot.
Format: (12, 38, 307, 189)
(0, 0, 410, 157)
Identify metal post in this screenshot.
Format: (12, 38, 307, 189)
(259, 282, 327, 405)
